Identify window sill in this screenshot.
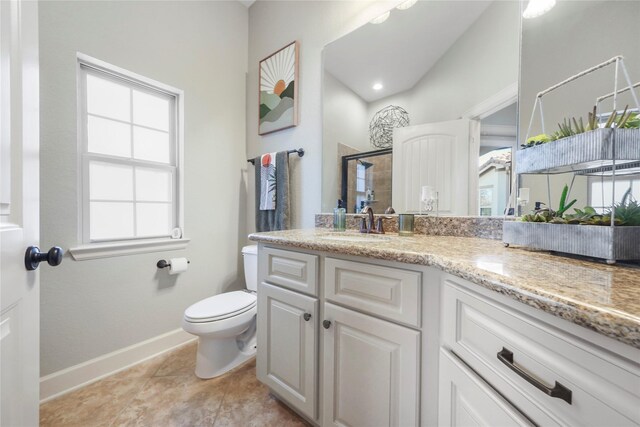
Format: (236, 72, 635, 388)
(68, 238, 190, 261)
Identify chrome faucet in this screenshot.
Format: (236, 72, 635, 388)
(358, 206, 385, 234)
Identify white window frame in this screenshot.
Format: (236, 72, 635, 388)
(479, 185, 494, 216)
(69, 53, 188, 260)
(588, 175, 640, 213)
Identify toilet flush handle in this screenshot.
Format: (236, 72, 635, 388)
(303, 313, 311, 321)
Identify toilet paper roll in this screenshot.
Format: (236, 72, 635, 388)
(168, 258, 189, 275)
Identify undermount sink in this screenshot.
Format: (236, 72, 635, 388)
(318, 234, 392, 243)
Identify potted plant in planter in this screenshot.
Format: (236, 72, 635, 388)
(517, 106, 640, 174)
(504, 186, 640, 263)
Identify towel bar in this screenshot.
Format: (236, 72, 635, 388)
(247, 148, 304, 165)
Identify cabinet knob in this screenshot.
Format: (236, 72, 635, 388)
(303, 313, 311, 321)
(322, 320, 331, 329)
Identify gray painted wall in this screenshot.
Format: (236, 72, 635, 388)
(246, 0, 400, 231)
(322, 71, 371, 212)
(39, 1, 248, 375)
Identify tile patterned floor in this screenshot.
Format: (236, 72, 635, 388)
(40, 342, 310, 427)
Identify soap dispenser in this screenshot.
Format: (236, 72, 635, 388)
(334, 199, 346, 232)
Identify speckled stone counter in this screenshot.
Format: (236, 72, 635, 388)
(249, 229, 640, 349)
(315, 213, 510, 240)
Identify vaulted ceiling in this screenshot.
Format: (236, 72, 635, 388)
(324, 1, 492, 102)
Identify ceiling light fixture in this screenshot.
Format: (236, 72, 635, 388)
(396, 0, 417, 10)
(370, 11, 390, 24)
(522, 0, 556, 19)
(373, 83, 383, 91)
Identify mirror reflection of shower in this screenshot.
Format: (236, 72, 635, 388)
(341, 148, 392, 214)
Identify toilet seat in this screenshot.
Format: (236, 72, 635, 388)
(184, 291, 256, 323)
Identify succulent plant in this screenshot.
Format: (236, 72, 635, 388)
(549, 107, 597, 141)
(556, 184, 577, 217)
(587, 105, 599, 131)
(549, 217, 568, 224)
(603, 105, 638, 129)
(565, 206, 599, 224)
(521, 184, 576, 223)
(608, 188, 640, 226)
(621, 112, 640, 129)
(551, 118, 579, 141)
(543, 105, 638, 142)
(521, 134, 551, 149)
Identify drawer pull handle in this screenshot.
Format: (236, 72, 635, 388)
(497, 347, 572, 405)
(303, 313, 311, 321)
(323, 320, 331, 329)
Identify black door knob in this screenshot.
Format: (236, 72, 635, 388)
(323, 320, 331, 329)
(25, 246, 64, 271)
(303, 313, 312, 321)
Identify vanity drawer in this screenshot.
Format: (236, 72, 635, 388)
(324, 258, 421, 327)
(262, 247, 318, 296)
(442, 278, 640, 426)
(439, 349, 533, 427)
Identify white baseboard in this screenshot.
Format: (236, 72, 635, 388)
(40, 328, 196, 403)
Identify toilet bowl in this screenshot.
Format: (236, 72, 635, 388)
(182, 245, 258, 379)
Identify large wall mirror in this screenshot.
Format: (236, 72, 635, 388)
(321, 0, 521, 215)
(518, 0, 640, 216)
(322, 0, 639, 219)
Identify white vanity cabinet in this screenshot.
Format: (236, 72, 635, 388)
(257, 246, 424, 426)
(439, 276, 640, 426)
(321, 258, 422, 426)
(255, 243, 640, 427)
(256, 247, 320, 420)
(257, 282, 318, 420)
(322, 302, 420, 427)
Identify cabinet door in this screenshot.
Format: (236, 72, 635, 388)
(439, 349, 533, 427)
(257, 282, 318, 420)
(322, 302, 420, 427)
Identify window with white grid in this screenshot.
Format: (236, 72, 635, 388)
(589, 176, 640, 213)
(78, 58, 181, 243)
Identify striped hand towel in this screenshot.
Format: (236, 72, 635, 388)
(259, 152, 277, 210)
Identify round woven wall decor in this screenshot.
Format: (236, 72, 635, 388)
(369, 105, 410, 148)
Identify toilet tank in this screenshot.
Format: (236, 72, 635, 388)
(242, 245, 258, 292)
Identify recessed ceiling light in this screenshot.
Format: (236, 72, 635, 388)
(396, 0, 417, 11)
(522, 0, 556, 19)
(370, 11, 390, 24)
(373, 83, 383, 91)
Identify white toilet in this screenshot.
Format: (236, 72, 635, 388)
(182, 245, 258, 379)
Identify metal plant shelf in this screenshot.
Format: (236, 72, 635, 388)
(515, 128, 640, 175)
(506, 56, 640, 264)
(574, 161, 640, 177)
(503, 222, 640, 262)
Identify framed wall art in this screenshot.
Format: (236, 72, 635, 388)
(259, 41, 299, 135)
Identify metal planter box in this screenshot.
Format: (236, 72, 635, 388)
(516, 128, 640, 174)
(503, 221, 640, 263)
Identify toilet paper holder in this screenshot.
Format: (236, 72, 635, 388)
(157, 259, 190, 269)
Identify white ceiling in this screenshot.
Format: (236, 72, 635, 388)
(237, 0, 255, 8)
(324, 1, 493, 103)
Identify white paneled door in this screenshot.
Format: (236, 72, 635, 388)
(1, 0, 41, 425)
(392, 118, 480, 215)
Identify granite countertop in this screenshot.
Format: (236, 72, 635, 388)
(249, 229, 640, 349)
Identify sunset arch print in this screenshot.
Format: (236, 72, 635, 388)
(259, 41, 299, 135)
